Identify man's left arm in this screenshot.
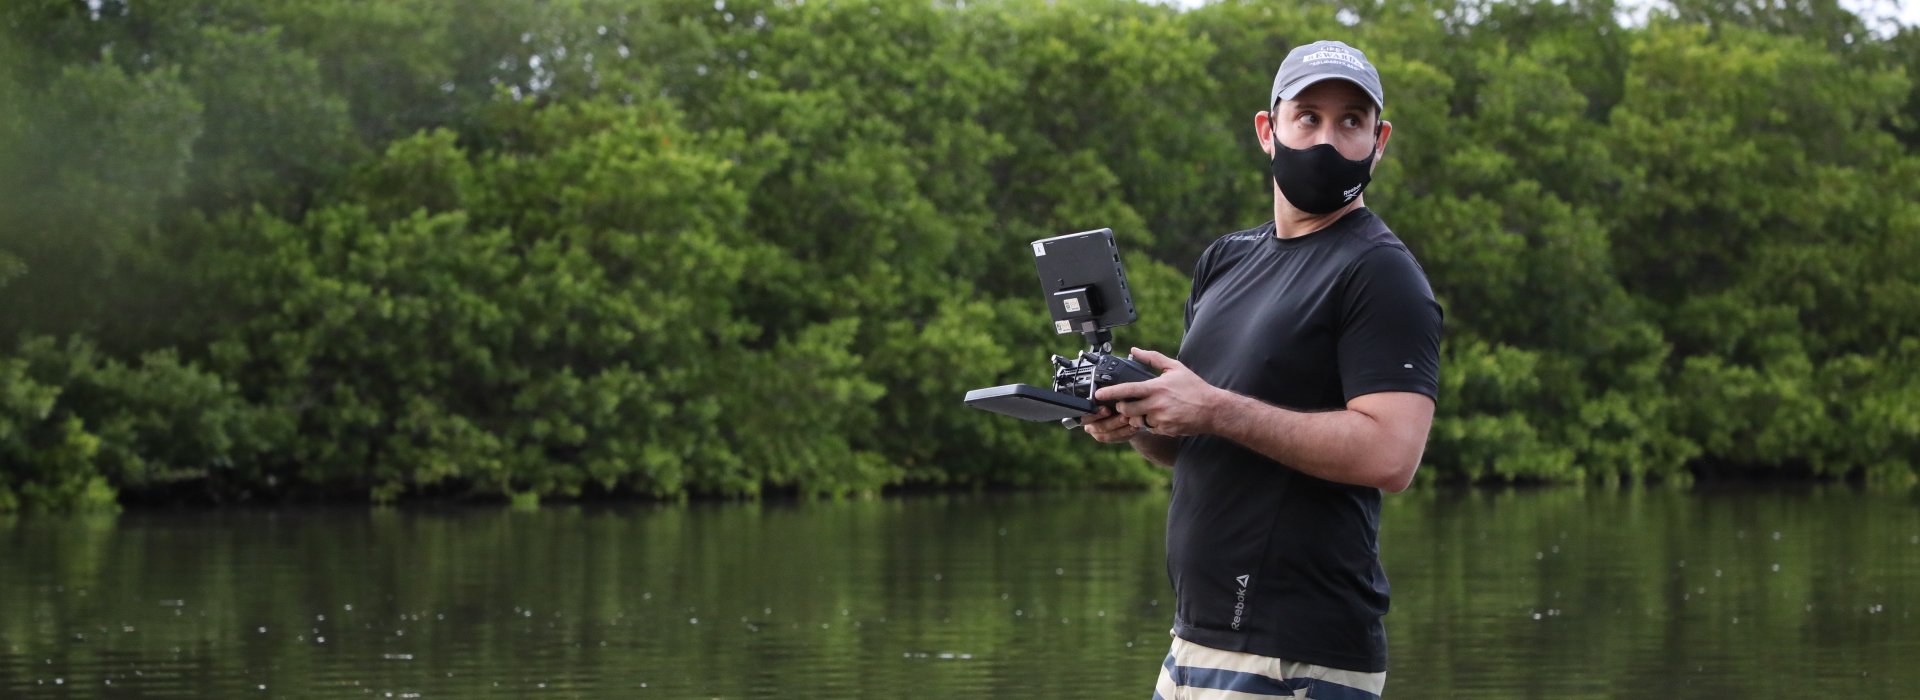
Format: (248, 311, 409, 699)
(1096, 351, 1432, 492)
(1209, 389, 1432, 492)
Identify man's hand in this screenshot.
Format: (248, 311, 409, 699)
(1090, 348, 1221, 438)
(1080, 405, 1142, 443)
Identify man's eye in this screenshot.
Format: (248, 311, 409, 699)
(1343, 116, 1362, 128)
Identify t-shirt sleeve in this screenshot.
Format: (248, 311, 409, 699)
(1336, 245, 1443, 401)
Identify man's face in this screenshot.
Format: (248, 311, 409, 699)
(1266, 79, 1381, 162)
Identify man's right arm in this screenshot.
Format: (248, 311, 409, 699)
(1082, 406, 1180, 468)
(1130, 432, 1180, 468)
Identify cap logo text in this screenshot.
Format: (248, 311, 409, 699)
(1300, 49, 1368, 73)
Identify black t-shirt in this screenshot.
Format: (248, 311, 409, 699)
(1168, 208, 1441, 673)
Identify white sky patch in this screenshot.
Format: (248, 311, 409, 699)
(1150, 0, 1920, 35)
(1833, 0, 1920, 31)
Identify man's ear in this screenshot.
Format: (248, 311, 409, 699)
(1255, 110, 1275, 157)
(1373, 120, 1393, 158)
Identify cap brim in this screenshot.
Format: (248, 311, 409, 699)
(1275, 73, 1383, 110)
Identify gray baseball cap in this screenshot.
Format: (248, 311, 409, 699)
(1269, 40, 1384, 112)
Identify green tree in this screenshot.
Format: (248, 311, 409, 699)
(4, 0, 1919, 507)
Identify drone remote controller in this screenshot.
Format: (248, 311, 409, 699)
(963, 228, 1157, 427)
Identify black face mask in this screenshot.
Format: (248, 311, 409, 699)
(1269, 126, 1376, 215)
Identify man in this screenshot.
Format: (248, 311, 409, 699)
(1083, 40, 1442, 699)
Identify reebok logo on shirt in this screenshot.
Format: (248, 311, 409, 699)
(1231, 574, 1251, 630)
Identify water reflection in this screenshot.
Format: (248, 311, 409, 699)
(1, 487, 1915, 698)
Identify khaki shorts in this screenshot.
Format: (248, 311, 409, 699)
(1153, 635, 1386, 700)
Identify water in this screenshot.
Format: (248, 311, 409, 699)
(1, 486, 1916, 698)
